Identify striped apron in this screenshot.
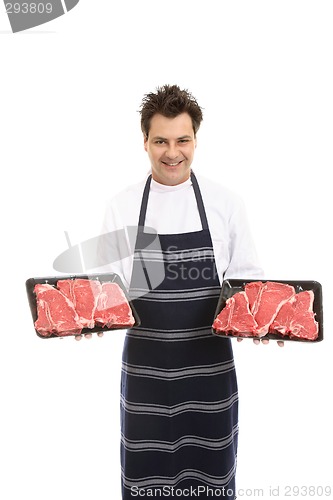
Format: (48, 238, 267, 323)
(121, 172, 238, 499)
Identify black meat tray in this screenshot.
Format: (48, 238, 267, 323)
(212, 279, 323, 342)
(26, 272, 141, 339)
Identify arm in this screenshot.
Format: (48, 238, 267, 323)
(224, 199, 264, 280)
(75, 200, 134, 341)
(224, 199, 283, 347)
(96, 201, 133, 290)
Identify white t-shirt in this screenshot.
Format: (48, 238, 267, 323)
(98, 172, 264, 289)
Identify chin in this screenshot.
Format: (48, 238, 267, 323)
(166, 173, 190, 186)
(152, 165, 191, 186)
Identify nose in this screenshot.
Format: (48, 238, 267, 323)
(166, 143, 179, 160)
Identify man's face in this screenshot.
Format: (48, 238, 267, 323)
(144, 112, 197, 186)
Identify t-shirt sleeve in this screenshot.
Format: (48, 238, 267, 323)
(224, 199, 264, 280)
(92, 200, 134, 290)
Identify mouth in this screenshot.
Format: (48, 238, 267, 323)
(161, 160, 184, 167)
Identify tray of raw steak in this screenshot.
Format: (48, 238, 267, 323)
(212, 280, 323, 342)
(26, 273, 140, 338)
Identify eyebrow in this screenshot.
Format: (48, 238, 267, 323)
(152, 135, 193, 141)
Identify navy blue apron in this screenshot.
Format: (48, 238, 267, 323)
(121, 172, 238, 499)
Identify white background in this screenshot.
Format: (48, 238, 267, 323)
(1, 1, 332, 499)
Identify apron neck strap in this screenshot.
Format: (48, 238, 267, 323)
(190, 171, 209, 230)
(137, 171, 209, 231)
(138, 174, 153, 230)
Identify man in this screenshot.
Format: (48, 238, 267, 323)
(91, 85, 270, 498)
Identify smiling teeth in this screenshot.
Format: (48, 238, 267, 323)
(167, 162, 179, 166)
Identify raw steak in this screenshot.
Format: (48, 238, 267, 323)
(244, 281, 263, 314)
(94, 282, 135, 328)
(213, 297, 234, 332)
(57, 279, 102, 328)
(251, 281, 295, 335)
(213, 291, 258, 336)
(34, 283, 82, 337)
(269, 297, 296, 335)
(270, 290, 318, 340)
(213, 280, 319, 341)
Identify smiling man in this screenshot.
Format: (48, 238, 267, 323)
(98, 85, 264, 499)
(144, 112, 197, 185)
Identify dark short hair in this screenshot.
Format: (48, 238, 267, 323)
(139, 84, 203, 138)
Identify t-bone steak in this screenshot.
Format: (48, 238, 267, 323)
(247, 281, 296, 335)
(213, 291, 258, 336)
(57, 279, 102, 329)
(269, 290, 318, 340)
(34, 279, 135, 337)
(94, 282, 135, 328)
(213, 281, 319, 341)
(34, 283, 83, 337)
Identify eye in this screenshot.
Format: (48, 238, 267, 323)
(179, 139, 190, 143)
(154, 140, 165, 145)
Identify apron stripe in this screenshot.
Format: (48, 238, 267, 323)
(121, 424, 238, 452)
(121, 464, 238, 489)
(122, 360, 236, 379)
(126, 327, 216, 341)
(130, 288, 220, 301)
(121, 393, 238, 416)
(133, 248, 215, 262)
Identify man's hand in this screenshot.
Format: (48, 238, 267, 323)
(74, 332, 104, 340)
(237, 337, 284, 347)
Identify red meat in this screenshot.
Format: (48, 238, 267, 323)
(212, 297, 234, 332)
(94, 282, 135, 328)
(244, 281, 263, 314)
(213, 291, 258, 336)
(34, 284, 82, 337)
(213, 281, 319, 341)
(250, 281, 295, 335)
(34, 279, 135, 337)
(270, 290, 318, 340)
(269, 297, 296, 335)
(57, 279, 102, 329)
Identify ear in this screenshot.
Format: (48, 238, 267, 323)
(194, 136, 197, 148)
(143, 134, 148, 152)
